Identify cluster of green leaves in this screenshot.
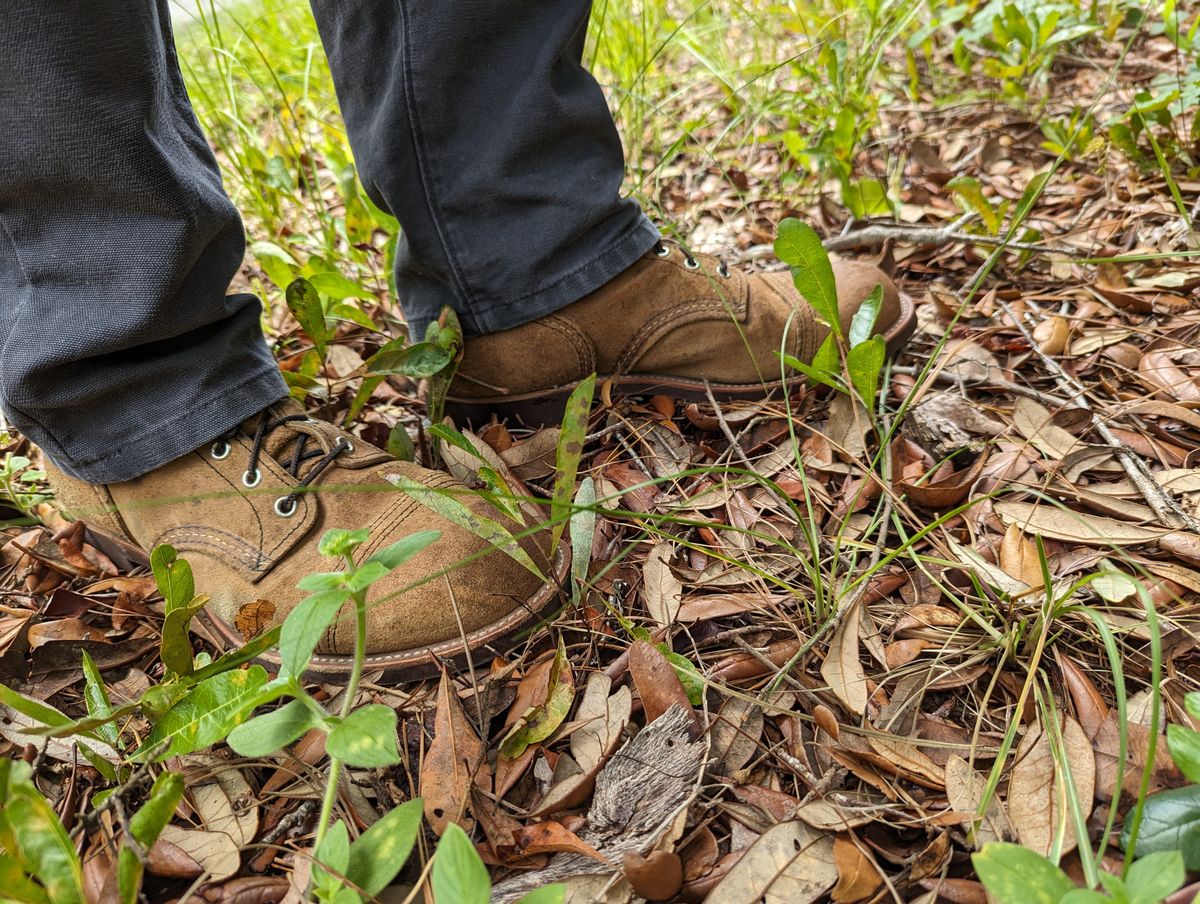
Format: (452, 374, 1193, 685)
(773, 217, 887, 412)
(0, 442, 50, 518)
(0, 757, 182, 904)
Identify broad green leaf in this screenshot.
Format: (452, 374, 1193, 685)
(366, 341, 454, 378)
(1168, 723, 1200, 783)
(389, 476, 545, 581)
(847, 335, 886, 411)
(346, 798, 424, 896)
(781, 350, 843, 393)
(364, 529, 441, 571)
(286, 278, 330, 360)
(228, 699, 320, 757)
(327, 704, 400, 768)
(947, 175, 1002, 234)
(842, 178, 893, 218)
(79, 651, 118, 747)
(0, 854, 52, 904)
(1059, 891, 1111, 904)
(310, 270, 368, 301)
(150, 545, 194, 614)
(0, 759, 84, 904)
(1184, 691, 1200, 723)
(159, 594, 209, 676)
(570, 477, 597, 594)
(1125, 849, 1185, 903)
(249, 241, 297, 290)
(319, 528, 371, 558)
(386, 422, 416, 461)
(515, 887, 566, 904)
(139, 666, 270, 761)
(0, 684, 71, 728)
(279, 589, 351, 678)
(499, 640, 574, 759)
(186, 625, 281, 685)
(313, 821, 352, 903)
(296, 571, 349, 592)
(663, 649, 705, 706)
(847, 285, 884, 348)
(971, 843, 1074, 904)
(347, 561, 391, 592)
(345, 374, 385, 425)
(551, 374, 595, 555)
(431, 824, 490, 904)
(118, 771, 184, 904)
(1123, 784, 1200, 869)
(429, 424, 485, 460)
(773, 219, 840, 335)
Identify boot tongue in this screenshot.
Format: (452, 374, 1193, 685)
(236, 400, 336, 470)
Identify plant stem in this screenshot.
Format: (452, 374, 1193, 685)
(312, 758, 342, 854)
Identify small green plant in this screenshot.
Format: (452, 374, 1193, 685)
(974, 843, 1185, 904)
(773, 217, 887, 412)
(0, 442, 49, 516)
(433, 823, 564, 904)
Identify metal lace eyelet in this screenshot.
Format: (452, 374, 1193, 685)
(654, 243, 671, 258)
(718, 263, 730, 278)
(242, 469, 262, 488)
(339, 438, 355, 453)
(274, 496, 298, 518)
(210, 440, 231, 460)
(684, 256, 700, 271)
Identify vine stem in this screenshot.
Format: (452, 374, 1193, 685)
(310, 554, 369, 860)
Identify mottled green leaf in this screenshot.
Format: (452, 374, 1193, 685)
(139, 666, 270, 761)
(500, 641, 574, 759)
(327, 704, 400, 768)
(847, 285, 884, 349)
(346, 798, 423, 895)
(150, 545, 194, 614)
(1123, 784, 1200, 869)
(971, 843, 1074, 904)
(432, 823, 490, 904)
(1125, 849, 1185, 903)
(159, 594, 209, 676)
(286, 278, 330, 359)
(1168, 723, 1200, 783)
(228, 699, 320, 758)
(80, 651, 118, 747)
(551, 374, 595, 555)
(0, 759, 84, 904)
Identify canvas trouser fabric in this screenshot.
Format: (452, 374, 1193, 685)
(0, 0, 658, 484)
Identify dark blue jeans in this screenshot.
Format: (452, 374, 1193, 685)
(0, 1, 658, 483)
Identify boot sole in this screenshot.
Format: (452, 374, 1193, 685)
(445, 291, 918, 427)
(203, 540, 571, 683)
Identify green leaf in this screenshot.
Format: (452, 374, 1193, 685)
(150, 545, 194, 614)
(389, 476, 546, 581)
(781, 349, 844, 393)
(364, 530, 441, 571)
(1168, 723, 1200, 783)
(365, 341, 454, 378)
(118, 771, 184, 904)
(327, 704, 400, 768)
(0, 759, 84, 904)
(1125, 849, 1185, 904)
(0, 683, 72, 728)
(515, 887, 566, 904)
(848, 285, 884, 348)
(773, 218, 840, 335)
(663, 649, 705, 705)
(250, 241, 298, 291)
(159, 594, 209, 676)
(345, 374, 386, 425)
(971, 843, 1075, 904)
(499, 640, 574, 759)
(1059, 891, 1112, 904)
(297, 571, 349, 592)
(310, 271, 368, 301)
(386, 422, 416, 461)
(279, 589, 352, 678)
(570, 477, 597, 594)
(551, 374, 595, 555)
(186, 625, 281, 685)
(1184, 691, 1200, 723)
(1123, 784, 1200, 869)
(431, 824, 490, 904)
(227, 699, 320, 757)
(80, 651, 118, 747)
(847, 335, 886, 411)
(842, 178, 893, 219)
(319, 528, 371, 558)
(313, 821, 352, 903)
(948, 175, 1002, 234)
(139, 666, 270, 761)
(286, 278, 330, 360)
(346, 798, 424, 896)
(346, 561, 391, 592)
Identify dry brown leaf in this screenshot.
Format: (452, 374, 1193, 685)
(622, 850, 682, 901)
(944, 755, 1014, 848)
(993, 500, 1171, 546)
(1057, 653, 1109, 740)
(629, 641, 700, 735)
(707, 820, 838, 904)
(999, 523, 1043, 588)
(821, 599, 869, 716)
(830, 835, 882, 903)
(1008, 717, 1094, 856)
(1033, 316, 1069, 355)
(421, 670, 490, 835)
(152, 825, 240, 882)
(514, 820, 609, 864)
(864, 734, 944, 787)
(710, 697, 764, 776)
(189, 756, 259, 849)
(643, 542, 683, 627)
(27, 618, 109, 649)
(1012, 397, 1082, 461)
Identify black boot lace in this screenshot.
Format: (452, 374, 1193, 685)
(210, 412, 352, 518)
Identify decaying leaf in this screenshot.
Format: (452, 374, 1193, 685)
(706, 820, 838, 904)
(421, 670, 490, 835)
(1007, 717, 1095, 856)
(821, 599, 869, 715)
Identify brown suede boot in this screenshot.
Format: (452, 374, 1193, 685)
(447, 242, 915, 424)
(45, 401, 564, 679)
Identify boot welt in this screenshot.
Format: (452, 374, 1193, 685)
(447, 291, 917, 427)
(203, 541, 571, 682)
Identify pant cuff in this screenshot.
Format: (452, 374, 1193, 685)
(41, 365, 289, 484)
(457, 214, 660, 336)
